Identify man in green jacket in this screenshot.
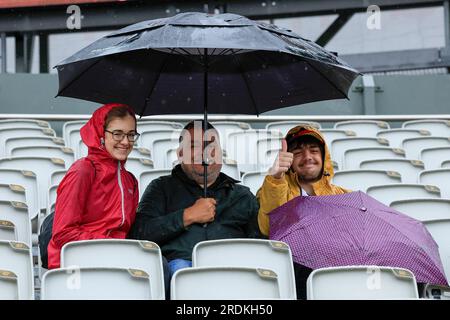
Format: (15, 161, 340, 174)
(129, 120, 261, 280)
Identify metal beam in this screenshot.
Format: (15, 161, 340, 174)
(15, 33, 34, 73)
(342, 48, 450, 73)
(0, 0, 444, 34)
(0, 33, 6, 73)
(316, 13, 353, 47)
(39, 34, 49, 73)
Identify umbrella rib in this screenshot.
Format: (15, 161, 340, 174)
(232, 55, 260, 116)
(56, 59, 102, 97)
(306, 60, 350, 99)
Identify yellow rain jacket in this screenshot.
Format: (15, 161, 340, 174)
(257, 126, 351, 236)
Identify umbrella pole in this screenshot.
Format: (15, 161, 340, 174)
(203, 48, 208, 198)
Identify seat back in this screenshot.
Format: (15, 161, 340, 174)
(332, 170, 401, 192)
(366, 184, 441, 206)
(419, 169, 450, 198)
(360, 159, 424, 184)
(390, 199, 450, 221)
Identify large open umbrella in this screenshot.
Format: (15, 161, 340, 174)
(269, 191, 448, 286)
(56, 12, 360, 196)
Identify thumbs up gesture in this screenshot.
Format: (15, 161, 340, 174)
(269, 139, 294, 179)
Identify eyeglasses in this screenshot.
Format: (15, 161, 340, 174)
(105, 130, 140, 142)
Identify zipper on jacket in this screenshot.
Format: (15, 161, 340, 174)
(117, 161, 126, 228)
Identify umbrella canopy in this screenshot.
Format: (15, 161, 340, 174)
(269, 191, 448, 286)
(56, 12, 359, 116)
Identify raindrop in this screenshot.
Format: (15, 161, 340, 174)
(287, 92, 291, 96)
(261, 64, 267, 69)
(257, 73, 261, 77)
(280, 99, 284, 103)
(221, 93, 226, 97)
(261, 2, 266, 7)
(176, 8, 181, 13)
(304, 66, 308, 71)
(161, 99, 167, 105)
(272, 1, 277, 6)
(165, 9, 170, 14)
(188, 76, 193, 80)
(187, 97, 191, 102)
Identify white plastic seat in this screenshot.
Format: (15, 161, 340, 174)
(332, 170, 401, 192)
(137, 121, 183, 134)
(0, 157, 66, 211)
(0, 269, 19, 299)
(193, 239, 296, 299)
(265, 121, 321, 136)
(50, 170, 67, 187)
(320, 129, 356, 146)
(5, 136, 65, 156)
(420, 146, 450, 170)
(334, 120, 390, 137)
(331, 137, 389, 170)
(402, 119, 450, 137)
(376, 129, 431, 149)
(366, 184, 441, 206)
(0, 220, 16, 242)
(78, 140, 88, 159)
(390, 199, 450, 221)
(0, 169, 39, 223)
(307, 266, 418, 300)
(422, 220, 450, 281)
(138, 129, 181, 151)
(124, 157, 154, 179)
(0, 200, 31, 247)
(443, 160, 450, 168)
(402, 137, 450, 160)
(210, 121, 251, 149)
(0, 241, 34, 300)
(61, 239, 165, 299)
(257, 138, 282, 171)
(0, 119, 50, 130)
(227, 130, 283, 173)
(139, 169, 172, 198)
(62, 120, 87, 146)
(343, 147, 405, 170)
(360, 159, 425, 184)
(152, 138, 179, 169)
(46, 184, 58, 217)
(67, 129, 82, 158)
(221, 158, 241, 180)
(41, 267, 152, 300)
(10, 146, 75, 169)
(422, 283, 450, 300)
(171, 266, 280, 300)
(240, 171, 267, 195)
(0, 127, 56, 157)
(419, 169, 450, 198)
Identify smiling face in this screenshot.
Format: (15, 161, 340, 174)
(289, 137, 324, 183)
(104, 114, 137, 161)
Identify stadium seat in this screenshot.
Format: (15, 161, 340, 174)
(257, 138, 283, 171)
(442, 160, 450, 168)
(221, 158, 241, 180)
(402, 119, 450, 137)
(0, 200, 31, 247)
(0, 220, 16, 242)
(366, 183, 441, 206)
(376, 128, 431, 148)
(10, 146, 75, 169)
(334, 120, 390, 137)
(320, 129, 356, 146)
(420, 146, 450, 170)
(138, 129, 181, 151)
(422, 283, 450, 300)
(0, 127, 56, 157)
(50, 170, 67, 187)
(390, 199, 450, 221)
(402, 137, 450, 160)
(240, 171, 266, 195)
(332, 170, 401, 192)
(152, 138, 179, 169)
(419, 169, 450, 198)
(210, 121, 251, 149)
(343, 147, 405, 170)
(265, 121, 321, 135)
(5, 136, 65, 156)
(139, 169, 172, 197)
(306, 266, 418, 300)
(422, 219, 450, 280)
(360, 159, 425, 183)
(331, 137, 389, 170)
(61, 239, 165, 299)
(137, 120, 183, 134)
(0, 240, 34, 300)
(0, 119, 50, 130)
(62, 120, 87, 146)
(0, 269, 19, 299)
(41, 267, 152, 300)
(193, 239, 296, 299)
(124, 157, 154, 179)
(171, 266, 280, 300)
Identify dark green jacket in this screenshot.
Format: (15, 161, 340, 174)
(129, 164, 262, 261)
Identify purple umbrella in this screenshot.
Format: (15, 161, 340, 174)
(269, 191, 448, 286)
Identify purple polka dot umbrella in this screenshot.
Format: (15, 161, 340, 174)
(269, 191, 448, 285)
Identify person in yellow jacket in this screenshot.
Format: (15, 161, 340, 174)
(257, 124, 351, 299)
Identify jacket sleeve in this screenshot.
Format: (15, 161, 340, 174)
(51, 161, 105, 249)
(128, 178, 186, 244)
(257, 175, 291, 236)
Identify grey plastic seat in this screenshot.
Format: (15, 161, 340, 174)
(171, 266, 280, 300)
(0, 119, 50, 130)
(210, 121, 251, 149)
(221, 158, 241, 180)
(50, 170, 67, 187)
(390, 198, 450, 221)
(402, 119, 450, 137)
(0, 269, 19, 299)
(420, 146, 450, 170)
(240, 171, 267, 195)
(0, 127, 56, 157)
(265, 121, 321, 135)
(0, 200, 31, 247)
(402, 137, 450, 160)
(61, 239, 165, 299)
(139, 169, 172, 198)
(422, 284, 450, 300)
(307, 266, 418, 300)
(0, 220, 16, 242)
(377, 129, 431, 149)
(125, 157, 154, 179)
(41, 267, 152, 300)
(419, 169, 450, 198)
(422, 219, 450, 281)
(257, 138, 283, 171)
(5, 136, 65, 156)
(137, 120, 183, 134)
(0, 241, 34, 300)
(343, 147, 405, 170)
(138, 129, 181, 151)
(442, 160, 450, 168)
(366, 183, 441, 206)
(62, 120, 87, 146)
(320, 129, 356, 146)
(193, 239, 296, 299)
(332, 170, 401, 192)
(360, 159, 425, 184)
(334, 120, 390, 137)
(10, 146, 75, 169)
(152, 138, 179, 169)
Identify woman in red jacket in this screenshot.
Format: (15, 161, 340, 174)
(47, 103, 140, 269)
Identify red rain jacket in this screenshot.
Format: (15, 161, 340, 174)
(48, 104, 139, 269)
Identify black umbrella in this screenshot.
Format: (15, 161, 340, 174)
(56, 12, 360, 196)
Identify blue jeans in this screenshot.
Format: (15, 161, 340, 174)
(168, 258, 192, 279)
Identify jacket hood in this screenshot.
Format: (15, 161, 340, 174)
(285, 125, 335, 184)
